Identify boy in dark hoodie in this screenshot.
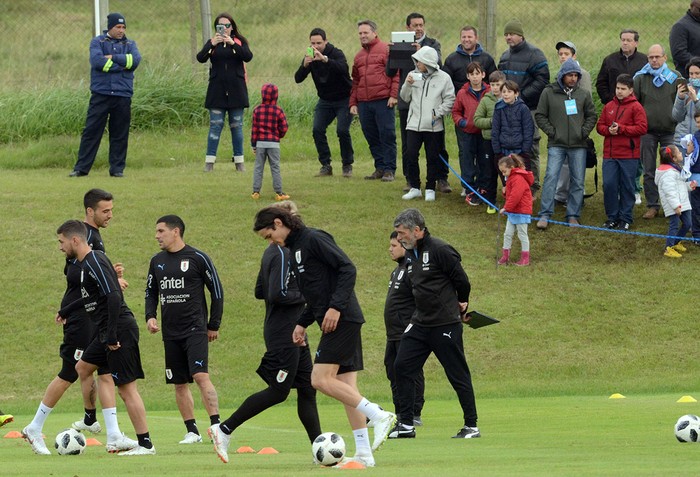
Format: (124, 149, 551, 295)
(251, 83, 290, 201)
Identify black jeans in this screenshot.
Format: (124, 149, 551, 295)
(312, 97, 354, 166)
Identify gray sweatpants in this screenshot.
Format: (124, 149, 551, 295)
(253, 146, 282, 194)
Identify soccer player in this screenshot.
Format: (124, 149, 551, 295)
(22, 189, 133, 455)
(145, 215, 223, 444)
(209, 203, 321, 463)
(253, 206, 396, 468)
(56, 220, 155, 455)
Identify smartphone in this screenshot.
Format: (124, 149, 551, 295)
(216, 24, 226, 36)
(307, 47, 314, 57)
(679, 78, 688, 89)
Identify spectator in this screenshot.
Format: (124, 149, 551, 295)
(498, 19, 550, 192)
(684, 111, 700, 240)
(400, 47, 455, 202)
(350, 20, 399, 182)
(443, 26, 497, 92)
(596, 29, 647, 105)
(497, 154, 534, 266)
(492, 81, 535, 179)
(535, 59, 597, 228)
(295, 28, 354, 178)
(633, 45, 682, 219)
(70, 13, 141, 178)
(386, 13, 448, 192)
(596, 73, 648, 231)
(670, 1, 700, 75)
(474, 71, 507, 196)
(673, 57, 700, 153)
(197, 13, 252, 172)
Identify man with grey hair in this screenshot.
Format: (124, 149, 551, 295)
(350, 20, 399, 182)
(390, 208, 479, 440)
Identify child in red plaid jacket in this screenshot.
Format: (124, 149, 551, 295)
(251, 83, 289, 200)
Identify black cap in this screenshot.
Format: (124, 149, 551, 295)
(107, 12, 126, 30)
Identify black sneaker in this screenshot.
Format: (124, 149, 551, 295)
(315, 164, 333, 177)
(465, 192, 482, 206)
(618, 221, 631, 231)
(68, 170, 88, 177)
(603, 220, 618, 229)
(452, 426, 480, 438)
(388, 423, 415, 439)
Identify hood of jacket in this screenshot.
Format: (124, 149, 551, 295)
(261, 83, 278, 104)
(454, 43, 485, 57)
(412, 46, 440, 73)
(510, 166, 535, 186)
(556, 58, 581, 91)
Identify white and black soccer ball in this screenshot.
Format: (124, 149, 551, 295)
(312, 432, 346, 466)
(675, 414, 700, 442)
(55, 428, 86, 455)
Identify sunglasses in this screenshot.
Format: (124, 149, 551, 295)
(218, 23, 231, 28)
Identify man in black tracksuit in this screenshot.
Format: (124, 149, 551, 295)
(391, 208, 479, 439)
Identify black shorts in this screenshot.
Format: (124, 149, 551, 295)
(58, 343, 109, 382)
(164, 334, 210, 384)
(314, 320, 363, 374)
(81, 338, 145, 386)
(256, 346, 313, 392)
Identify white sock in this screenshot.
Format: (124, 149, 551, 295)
(103, 407, 121, 441)
(353, 428, 371, 456)
(355, 398, 383, 420)
(29, 402, 53, 431)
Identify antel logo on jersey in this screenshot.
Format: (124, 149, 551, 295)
(180, 259, 190, 272)
(160, 276, 185, 289)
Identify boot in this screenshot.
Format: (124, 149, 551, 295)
(514, 251, 530, 266)
(233, 155, 245, 172)
(204, 155, 216, 172)
(497, 249, 510, 265)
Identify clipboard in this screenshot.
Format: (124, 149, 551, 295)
(462, 311, 499, 329)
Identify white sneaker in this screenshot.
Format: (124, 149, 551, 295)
(634, 192, 642, 205)
(179, 432, 202, 444)
(461, 188, 467, 197)
(22, 426, 51, 455)
(371, 411, 397, 451)
(335, 454, 376, 468)
(402, 188, 422, 200)
(424, 189, 436, 202)
(118, 445, 156, 456)
(208, 423, 231, 464)
(72, 420, 102, 434)
(106, 433, 138, 453)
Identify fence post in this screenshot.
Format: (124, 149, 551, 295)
(200, 0, 212, 46)
(478, 0, 498, 56)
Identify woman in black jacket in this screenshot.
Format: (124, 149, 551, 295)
(197, 13, 253, 172)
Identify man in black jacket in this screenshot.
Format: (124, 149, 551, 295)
(390, 208, 479, 440)
(595, 29, 647, 105)
(670, 1, 700, 76)
(295, 28, 354, 177)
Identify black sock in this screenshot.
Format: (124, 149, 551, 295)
(184, 419, 199, 435)
(137, 432, 153, 449)
(84, 408, 97, 425)
(210, 414, 220, 426)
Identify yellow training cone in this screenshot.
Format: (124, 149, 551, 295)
(677, 395, 698, 403)
(609, 393, 626, 399)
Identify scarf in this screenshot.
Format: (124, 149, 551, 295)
(633, 63, 678, 88)
(681, 133, 699, 179)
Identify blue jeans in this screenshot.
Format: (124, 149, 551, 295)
(206, 108, 244, 157)
(455, 128, 482, 190)
(602, 158, 638, 224)
(312, 98, 354, 166)
(357, 99, 397, 173)
(538, 147, 586, 219)
(667, 210, 692, 247)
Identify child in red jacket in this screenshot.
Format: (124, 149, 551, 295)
(498, 154, 534, 266)
(251, 83, 289, 201)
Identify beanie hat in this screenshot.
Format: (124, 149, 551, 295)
(504, 19, 524, 37)
(107, 12, 126, 30)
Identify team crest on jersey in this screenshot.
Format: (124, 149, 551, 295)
(422, 252, 430, 264)
(397, 270, 405, 280)
(295, 250, 302, 264)
(165, 368, 173, 380)
(276, 369, 289, 383)
(74, 348, 84, 361)
(180, 259, 190, 272)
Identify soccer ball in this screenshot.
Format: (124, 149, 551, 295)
(55, 428, 86, 455)
(675, 414, 700, 442)
(312, 432, 346, 466)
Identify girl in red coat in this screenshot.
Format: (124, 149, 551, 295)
(498, 154, 534, 266)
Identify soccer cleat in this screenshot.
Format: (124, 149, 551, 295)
(316, 164, 333, 177)
(388, 423, 416, 439)
(0, 413, 14, 427)
(251, 192, 260, 200)
(452, 426, 481, 438)
(665, 246, 683, 258)
(371, 411, 397, 450)
(22, 426, 51, 455)
(402, 188, 422, 200)
(603, 220, 618, 229)
(672, 243, 688, 253)
(275, 192, 290, 201)
(424, 189, 436, 202)
(179, 432, 202, 444)
(536, 217, 548, 229)
(118, 445, 156, 456)
(208, 423, 231, 464)
(72, 420, 102, 434)
(336, 454, 375, 468)
(106, 433, 138, 453)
